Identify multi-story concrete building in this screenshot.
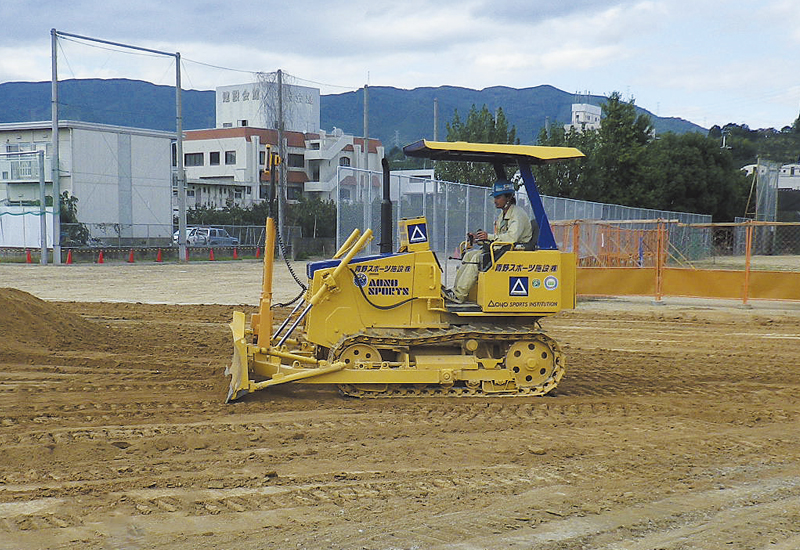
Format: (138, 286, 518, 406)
(216, 81, 320, 133)
(0, 120, 174, 242)
(179, 79, 384, 210)
(180, 126, 384, 210)
(564, 103, 602, 133)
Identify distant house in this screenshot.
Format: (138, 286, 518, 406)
(564, 103, 602, 133)
(0, 120, 174, 241)
(742, 162, 800, 190)
(779, 163, 800, 190)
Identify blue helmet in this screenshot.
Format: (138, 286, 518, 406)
(491, 179, 515, 197)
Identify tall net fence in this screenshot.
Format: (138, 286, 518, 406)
(336, 167, 712, 256)
(553, 220, 800, 272)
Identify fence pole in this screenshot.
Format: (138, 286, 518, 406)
(572, 222, 580, 262)
(743, 221, 753, 306)
(654, 220, 665, 302)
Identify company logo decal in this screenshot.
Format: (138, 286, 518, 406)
(543, 276, 559, 290)
(509, 276, 529, 296)
(407, 222, 428, 243)
(368, 279, 410, 296)
(354, 273, 368, 287)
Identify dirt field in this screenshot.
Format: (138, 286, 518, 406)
(1, 261, 799, 549)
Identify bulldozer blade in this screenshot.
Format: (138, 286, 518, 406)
(226, 311, 251, 403)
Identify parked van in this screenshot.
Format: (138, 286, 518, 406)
(186, 227, 239, 247)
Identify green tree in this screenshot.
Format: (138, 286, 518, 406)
(186, 196, 337, 238)
(533, 124, 597, 198)
(285, 196, 337, 238)
(642, 132, 749, 220)
(59, 191, 90, 244)
(435, 105, 519, 186)
(590, 92, 655, 206)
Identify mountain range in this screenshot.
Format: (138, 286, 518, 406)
(0, 79, 706, 148)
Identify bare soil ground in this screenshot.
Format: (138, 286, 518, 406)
(0, 262, 799, 549)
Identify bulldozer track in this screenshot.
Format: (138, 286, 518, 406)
(330, 324, 564, 398)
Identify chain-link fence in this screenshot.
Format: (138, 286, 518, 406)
(553, 220, 800, 272)
(58, 223, 277, 249)
(565, 219, 800, 303)
(336, 167, 712, 256)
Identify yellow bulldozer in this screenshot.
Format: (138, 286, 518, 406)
(226, 140, 584, 401)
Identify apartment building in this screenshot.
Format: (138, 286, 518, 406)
(180, 126, 384, 210)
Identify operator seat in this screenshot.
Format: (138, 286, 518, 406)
(517, 218, 540, 251)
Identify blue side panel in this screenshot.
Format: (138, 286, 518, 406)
(306, 253, 399, 279)
(517, 162, 558, 250)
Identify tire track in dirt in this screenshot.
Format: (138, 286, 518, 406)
(1, 296, 800, 548)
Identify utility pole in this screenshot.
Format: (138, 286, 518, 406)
(277, 69, 285, 244)
(176, 52, 187, 262)
(50, 29, 61, 264)
(363, 84, 370, 246)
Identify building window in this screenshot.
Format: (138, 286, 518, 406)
(225, 151, 236, 165)
(239, 119, 248, 127)
(339, 156, 351, 167)
(259, 151, 266, 165)
(209, 151, 220, 166)
(287, 153, 304, 168)
(187, 189, 195, 197)
(234, 188, 243, 199)
(287, 184, 303, 201)
(222, 122, 233, 128)
(185, 153, 204, 167)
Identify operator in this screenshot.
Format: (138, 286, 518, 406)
(444, 180, 533, 303)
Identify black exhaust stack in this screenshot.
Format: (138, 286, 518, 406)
(379, 157, 393, 253)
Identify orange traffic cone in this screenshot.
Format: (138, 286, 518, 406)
(155, 248, 162, 262)
(66, 249, 73, 264)
(26, 249, 32, 263)
(97, 250, 104, 264)
(128, 249, 135, 263)
(209, 248, 215, 261)
(233, 247, 239, 260)
(255, 246, 261, 259)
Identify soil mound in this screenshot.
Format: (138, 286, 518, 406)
(0, 288, 108, 351)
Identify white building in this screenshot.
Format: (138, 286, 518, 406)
(304, 128, 385, 201)
(778, 163, 800, 190)
(0, 121, 174, 242)
(216, 81, 320, 133)
(565, 103, 602, 133)
(181, 80, 386, 209)
(180, 126, 384, 209)
(742, 162, 800, 190)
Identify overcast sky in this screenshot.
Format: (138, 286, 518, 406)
(2, 0, 799, 130)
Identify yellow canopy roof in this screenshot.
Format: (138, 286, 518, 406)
(403, 140, 585, 165)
